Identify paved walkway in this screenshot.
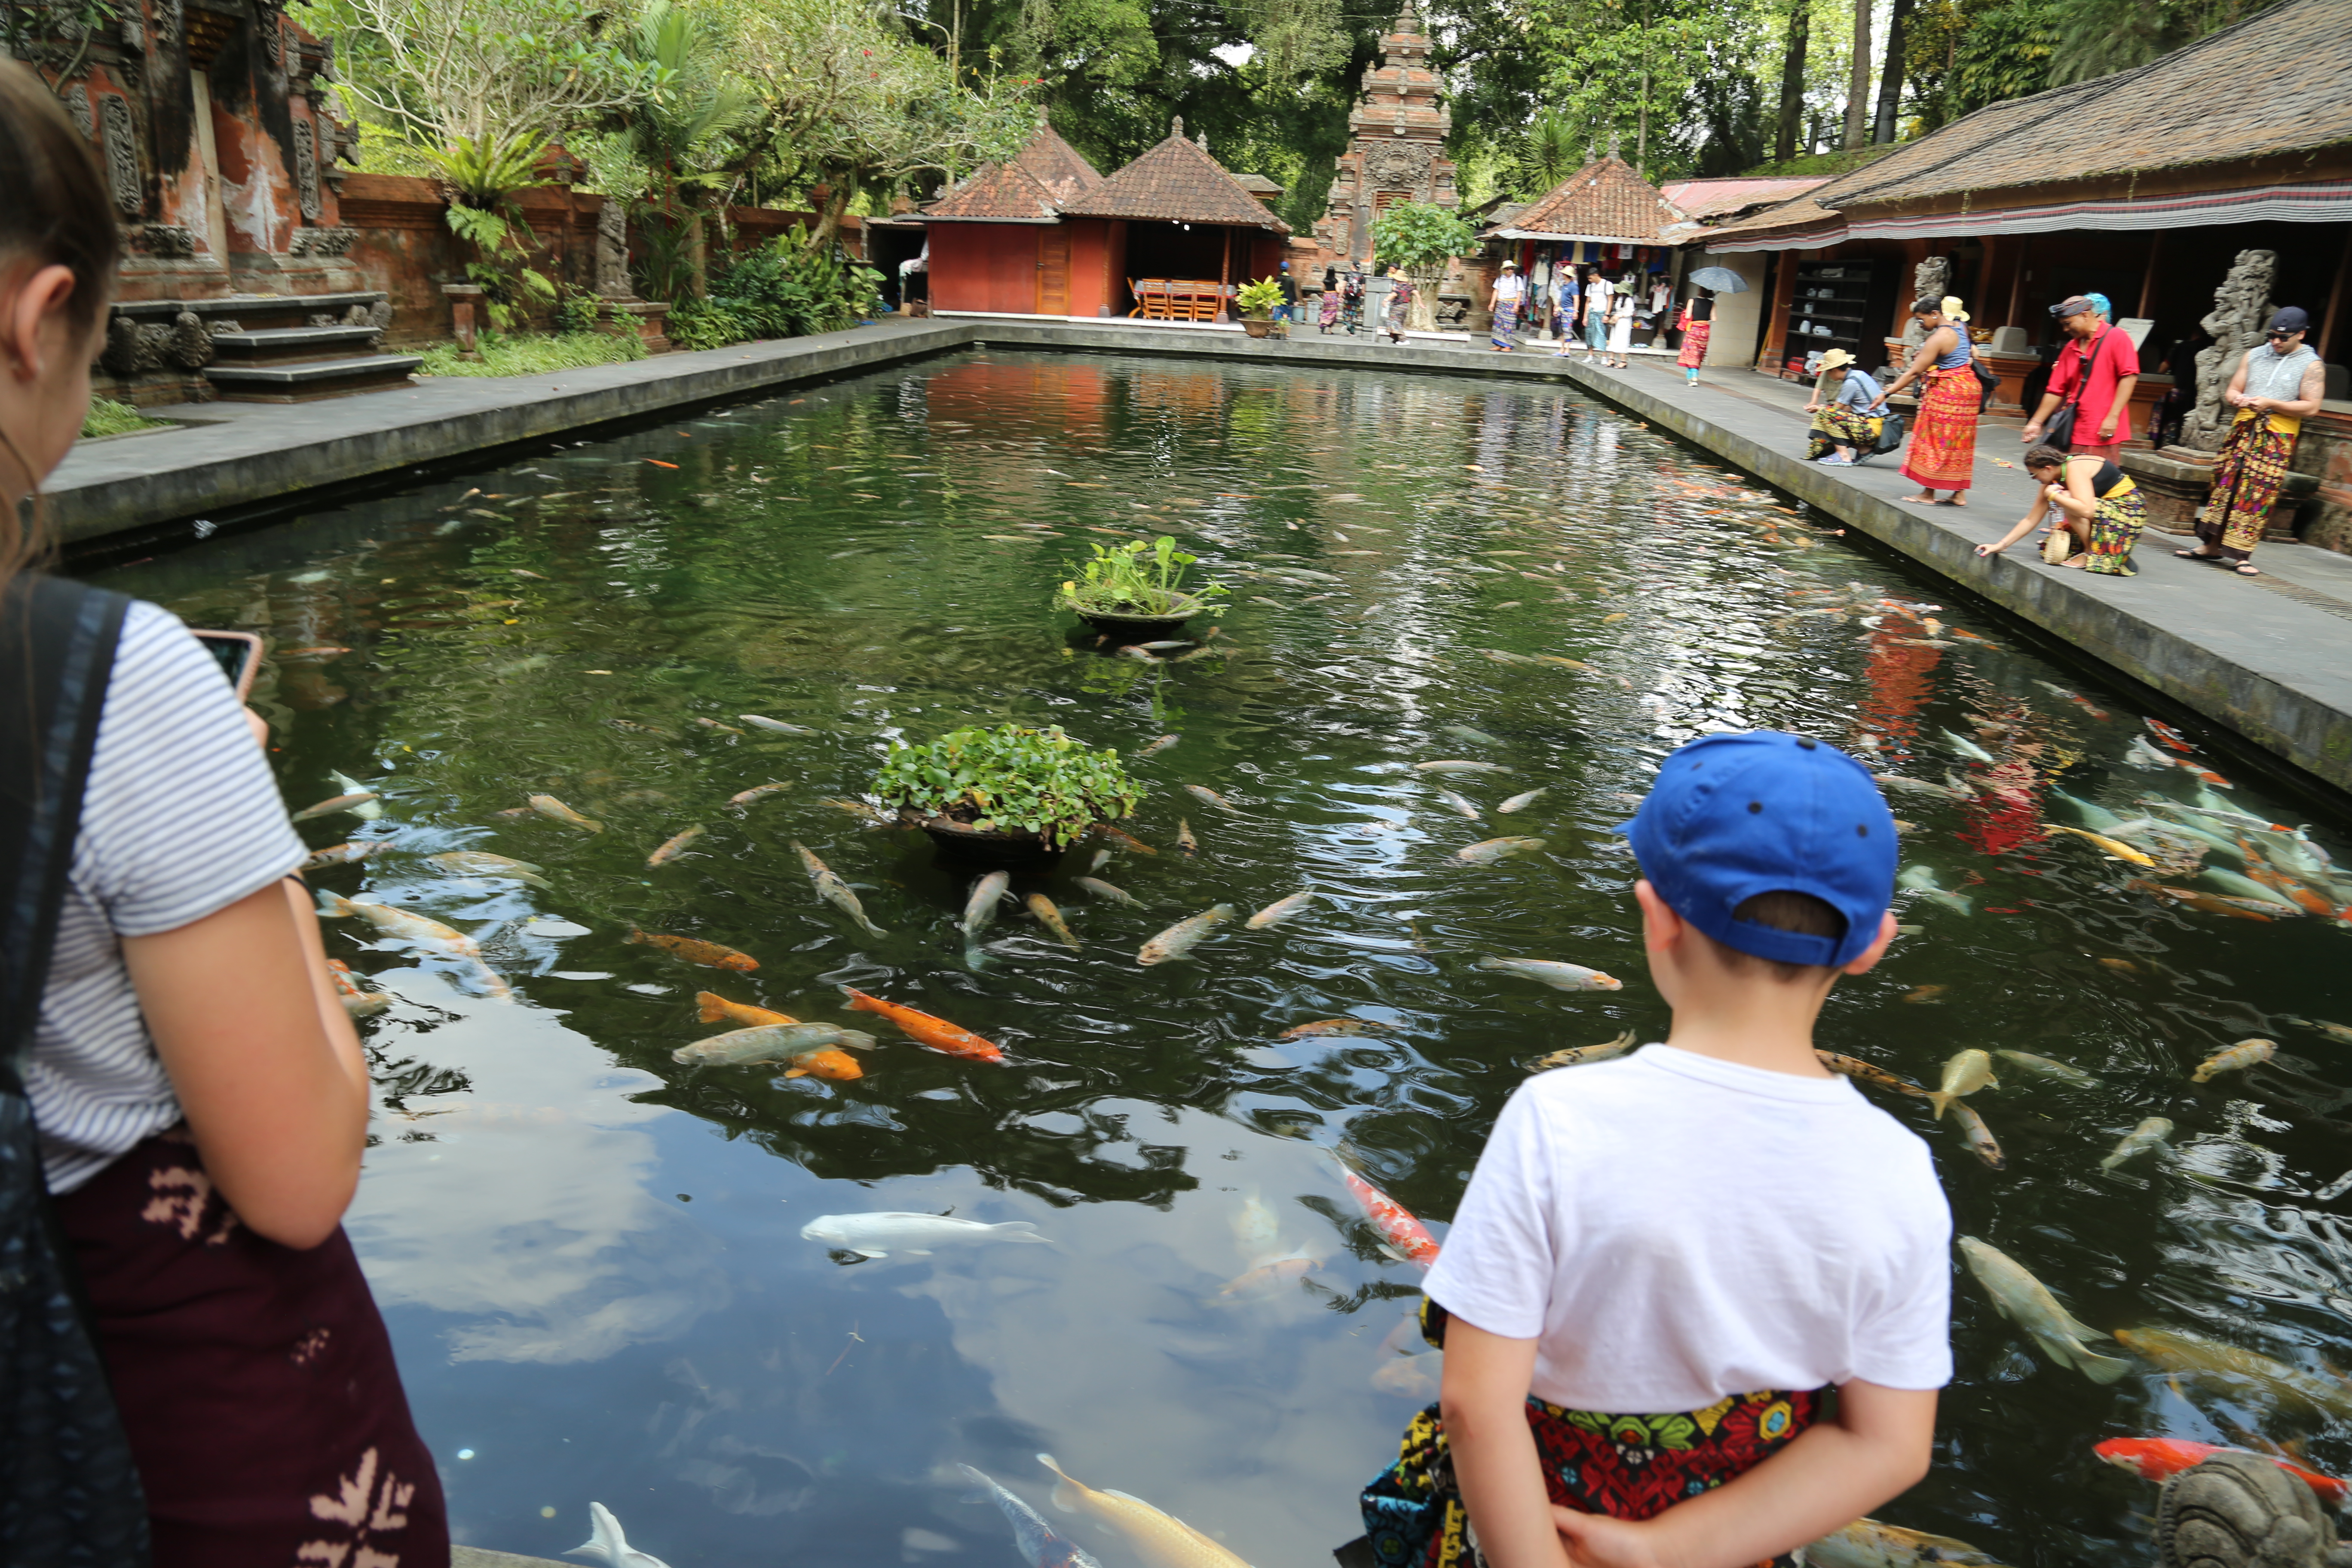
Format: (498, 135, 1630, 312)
(49, 314, 2352, 798)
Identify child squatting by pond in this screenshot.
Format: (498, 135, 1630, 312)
(1356, 731, 1952, 1568)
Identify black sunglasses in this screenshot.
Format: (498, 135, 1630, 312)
(2268, 329, 2300, 338)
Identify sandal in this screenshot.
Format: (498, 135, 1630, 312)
(2235, 563, 2261, 576)
(2174, 548, 2223, 560)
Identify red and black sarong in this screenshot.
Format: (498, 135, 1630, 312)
(1360, 1302, 1817, 1568)
(55, 1129, 448, 1567)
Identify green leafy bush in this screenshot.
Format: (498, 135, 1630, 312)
(1369, 201, 1477, 271)
(668, 239, 882, 351)
(557, 288, 604, 334)
(873, 724, 1138, 846)
(416, 329, 646, 377)
(1235, 276, 1285, 318)
(1055, 536, 1228, 619)
(80, 398, 170, 439)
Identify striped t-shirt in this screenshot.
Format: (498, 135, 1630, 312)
(33, 600, 305, 1194)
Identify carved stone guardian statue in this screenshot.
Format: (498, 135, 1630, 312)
(1899, 256, 1951, 352)
(2179, 248, 2276, 452)
(2158, 1450, 2352, 1568)
(594, 198, 635, 301)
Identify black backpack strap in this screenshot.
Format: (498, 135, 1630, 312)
(0, 573, 149, 1566)
(0, 575, 131, 1080)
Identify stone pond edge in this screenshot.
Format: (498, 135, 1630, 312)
(49, 316, 2352, 800)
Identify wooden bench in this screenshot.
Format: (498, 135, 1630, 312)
(1128, 279, 1228, 322)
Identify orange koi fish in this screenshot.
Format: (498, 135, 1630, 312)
(1337, 1166, 1441, 1269)
(627, 928, 757, 971)
(839, 986, 1003, 1062)
(2095, 1437, 2348, 1504)
(783, 1047, 864, 1081)
(697, 991, 797, 1027)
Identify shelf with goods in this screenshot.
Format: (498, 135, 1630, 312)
(1779, 259, 1896, 382)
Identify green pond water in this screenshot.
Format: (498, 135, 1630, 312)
(92, 349, 2352, 1566)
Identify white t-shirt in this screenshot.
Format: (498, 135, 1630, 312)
(1426, 1044, 1952, 1413)
(33, 600, 306, 1193)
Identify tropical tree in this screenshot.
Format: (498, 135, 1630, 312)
(1370, 200, 1476, 333)
(719, 0, 1040, 248)
(607, 0, 760, 299)
(293, 0, 663, 153)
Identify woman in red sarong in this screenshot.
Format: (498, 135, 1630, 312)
(1675, 289, 1713, 386)
(1880, 297, 1981, 507)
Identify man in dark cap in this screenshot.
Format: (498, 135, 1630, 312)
(2022, 295, 2140, 463)
(2178, 306, 2325, 576)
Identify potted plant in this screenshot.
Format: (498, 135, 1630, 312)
(1055, 535, 1228, 641)
(1236, 276, 1285, 337)
(874, 723, 1140, 867)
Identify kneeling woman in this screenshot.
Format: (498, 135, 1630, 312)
(1803, 349, 1885, 465)
(1976, 444, 2147, 575)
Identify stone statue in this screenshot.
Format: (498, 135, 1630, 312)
(594, 198, 633, 300)
(2158, 1450, 2352, 1568)
(1900, 255, 1952, 350)
(164, 309, 213, 370)
(100, 315, 155, 378)
(2180, 247, 2276, 452)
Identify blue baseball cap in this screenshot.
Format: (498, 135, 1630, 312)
(1617, 731, 1896, 968)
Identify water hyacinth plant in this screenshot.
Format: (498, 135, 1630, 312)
(874, 724, 1139, 848)
(1055, 536, 1228, 620)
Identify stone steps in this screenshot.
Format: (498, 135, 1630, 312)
(103, 291, 417, 404)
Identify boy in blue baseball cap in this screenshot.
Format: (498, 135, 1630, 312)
(1360, 730, 1950, 1568)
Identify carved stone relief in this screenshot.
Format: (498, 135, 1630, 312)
(594, 199, 633, 299)
(155, 0, 180, 46)
(291, 115, 321, 220)
(288, 225, 356, 256)
(1900, 255, 1952, 350)
(135, 223, 197, 256)
(166, 310, 214, 369)
(98, 93, 142, 217)
(67, 83, 91, 136)
(2181, 248, 2276, 452)
(257, 5, 280, 67)
(1363, 141, 1430, 194)
(100, 316, 173, 377)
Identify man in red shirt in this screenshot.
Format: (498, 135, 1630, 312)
(2021, 295, 2141, 462)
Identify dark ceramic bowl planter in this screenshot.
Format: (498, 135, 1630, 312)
(899, 807, 1072, 870)
(1072, 592, 1208, 643)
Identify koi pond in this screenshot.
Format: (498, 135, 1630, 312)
(95, 350, 2352, 1567)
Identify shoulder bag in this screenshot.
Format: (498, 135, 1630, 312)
(0, 573, 150, 1565)
(2040, 329, 2110, 447)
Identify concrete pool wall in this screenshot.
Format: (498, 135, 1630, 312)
(47, 317, 2352, 802)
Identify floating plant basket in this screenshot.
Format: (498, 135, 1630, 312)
(1072, 592, 1209, 644)
(900, 808, 1072, 870)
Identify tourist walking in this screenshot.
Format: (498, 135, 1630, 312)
(1354, 730, 1947, 1568)
(1274, 261, 1298, 326)
(1803, 349, 1887, 465)
(2178, 306, 2324, 576)
(1552, 265, 1581, 357)
(1342, 263, 1366, 334)
(1384, 265, 1413, 344)
(1880, 297, 1981, 506)
(0, 59, 447, 1562)
(1675, 288, 1715, 385)
(1489, 260, 1526, 352)
(2020, 295, 2139, 463)
(1605, 281, 1636, 368)
(1583, 268, 1613, 360)
(1978, 444, 2148, 575)
(1318, 265, 1341, 333)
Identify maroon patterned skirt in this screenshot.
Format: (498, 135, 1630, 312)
(54, 1130, 447, 1568)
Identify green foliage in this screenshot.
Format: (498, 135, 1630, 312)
(1055, 536, 1227, 619)
(873, 724, 1138, 845)
(415, 329, 648, 377)
(1522, 111, 1581, 197)
(666, 239, 881, 349)
(1235, 276, 1286, 318)
(557, 288, 604, 335)
(78, 398, 169, 439)
(1369, 202, 1478, 273)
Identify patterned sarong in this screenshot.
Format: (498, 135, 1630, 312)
(56, 1130, 448, 1566)
(1899, 366, 1979, 491)
(1320, 291, 1340, 330)
(1491, 298, 1521, 350)
(1586, 310, 1609, 351)
(1677, 319, 1711, 370)
(2083, 485, 2146, 576)
(2196, 407, 2299, 561)
(1359, 1303, 1817, 1568)
(1808, 402, 1880, 460)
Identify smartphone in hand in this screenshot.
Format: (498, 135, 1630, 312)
(190, 630, 263, 701)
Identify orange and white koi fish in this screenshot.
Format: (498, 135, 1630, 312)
(839, 986, 1003, 1062)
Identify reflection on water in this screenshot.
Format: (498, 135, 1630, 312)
(94, 351, 2352, 1565)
